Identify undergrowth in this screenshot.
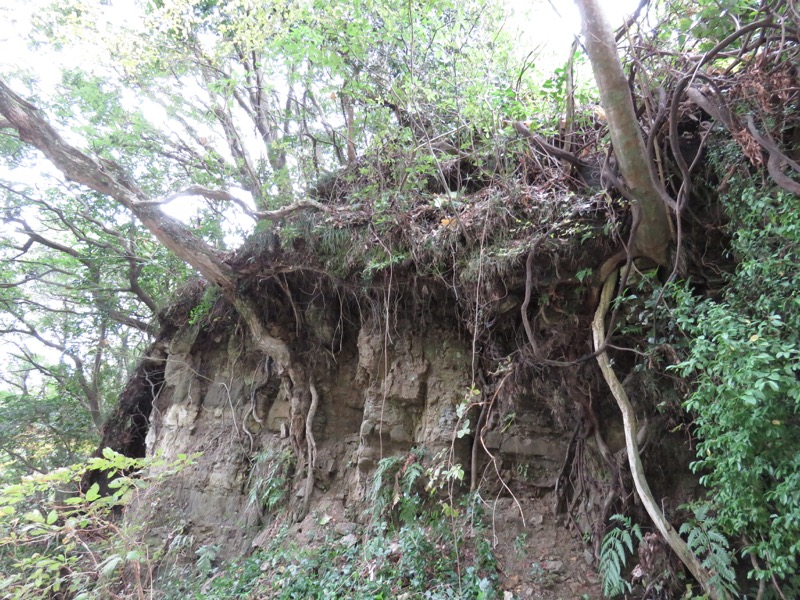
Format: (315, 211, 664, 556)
(671, 163, 800, 595)
(247, 447, 294, 515)
(158, 451, 498, 599)
(598, 514, 642, 597)
(0, 449, 198, 599)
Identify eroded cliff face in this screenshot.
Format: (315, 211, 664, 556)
(87, 269, 695, 599)
(129, 307, 499, 551)
(106, 295, 613, 596)
(87, 173, 714, 597)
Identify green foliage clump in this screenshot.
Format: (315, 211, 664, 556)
(238, 517, 495, 600)
(369, 450, 426, 522)
(672, 179, 800, 589)
(160, 451, 496, 599)
(246, 447, 294, 515)
(0, 449, 198, 599)
(0, 388, 98, 486)
(188, 285, 221, 326)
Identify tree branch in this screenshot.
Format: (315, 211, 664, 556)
(0, 445, 48, 474)
(0, 77, 238, 290)
(163, 184, 363, 221)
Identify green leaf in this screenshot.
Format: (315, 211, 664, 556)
(23, 510, 44, 523)
(99, 554, 123, 578)
(126, 549, 143, 561)
(85, 483, 100, 502)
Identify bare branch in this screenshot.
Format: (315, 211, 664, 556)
(12, 218, 83, 258)
(0, 272, 53, 288)
(251, 199, 364, 221)
(0, 445, 48, 475)
(163, 184, 363, 221)
(161, 185, 257, 221)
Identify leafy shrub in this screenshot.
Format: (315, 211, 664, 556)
(164, 452, 497, 599)
(188, 285, 221, 325)
(0, 449, 197, 599)
(370, 450, 426, 524)
(247, 447, 294, 515)
(672, 180, 800, 591)
(0, 386, 99, 486)
(193, 501, 497, 599)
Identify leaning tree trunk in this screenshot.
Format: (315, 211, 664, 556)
(0, 78, 320, 521)
(572, 2, 727, 598)
(574, 0, 672, 266)
(0, 80, 237, 290)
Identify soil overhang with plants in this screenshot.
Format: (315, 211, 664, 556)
(89, 58, 799, 598)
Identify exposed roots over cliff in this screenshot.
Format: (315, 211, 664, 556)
(93, 28, 800, 596)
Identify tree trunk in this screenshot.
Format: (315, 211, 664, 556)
(574, 0, 672, 265)
(574, 3, 724, 596)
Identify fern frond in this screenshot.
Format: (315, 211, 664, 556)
(599, 515, 640, 598)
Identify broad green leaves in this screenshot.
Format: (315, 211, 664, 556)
(0, 450, 198, 599)
(673, 174, 800, 589)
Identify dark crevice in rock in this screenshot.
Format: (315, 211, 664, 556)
(82, 344, 165, 494)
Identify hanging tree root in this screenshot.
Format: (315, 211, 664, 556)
(285, 374, 319, 523)
(298, 380, 319, 521)
(232, 295, 319, 522)
(592, 268, 728, 600)
(470, 372, 490, 493)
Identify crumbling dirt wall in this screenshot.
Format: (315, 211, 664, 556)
(95, 259, 695, 568)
